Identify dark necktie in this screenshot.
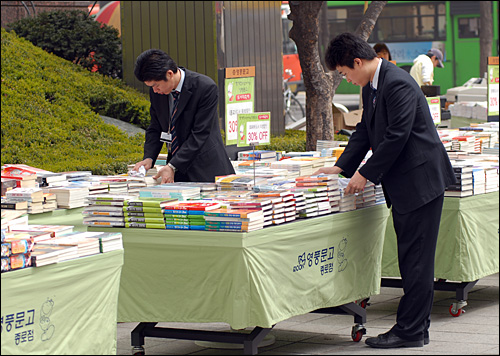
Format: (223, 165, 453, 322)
(371, 86, 377, 109)
(170, 90, 180, 155)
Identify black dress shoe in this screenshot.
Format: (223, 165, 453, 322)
(424, 331, 430, 345)
(365, 331, 424, 349)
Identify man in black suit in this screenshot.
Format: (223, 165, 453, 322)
(133, 49, 235, 183)
(314, 33, 456, 348)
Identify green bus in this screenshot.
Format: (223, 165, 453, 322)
(326, 1, 499, 94)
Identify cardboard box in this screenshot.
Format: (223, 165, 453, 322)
(332, 105, 363, 131)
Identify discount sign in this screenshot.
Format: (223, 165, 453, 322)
(236, 112, 271, 147)
(224, 74, 255, 145)
(426, 97, 441, 125)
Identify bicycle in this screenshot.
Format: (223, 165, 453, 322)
(283, 69, 305, 123)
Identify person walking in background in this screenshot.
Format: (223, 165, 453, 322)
(132, 49, 235, 183)
(373, 43, 392, 61)
(409, 48, 445, 87)
(314, 33, 456, 349)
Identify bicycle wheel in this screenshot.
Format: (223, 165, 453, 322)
(286, 95, 305, 122)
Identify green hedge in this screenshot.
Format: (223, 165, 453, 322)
(1, 28, 154, 175)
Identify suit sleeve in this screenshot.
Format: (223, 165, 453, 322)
(169, 81, 219, 172)
(143, 89, 164, 166)
(358, 79, 416, 184)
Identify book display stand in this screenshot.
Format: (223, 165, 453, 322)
(381, 192, 499, 317)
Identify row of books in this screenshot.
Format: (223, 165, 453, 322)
(445, 164, 499, 197)
(1, 220, 123, 272)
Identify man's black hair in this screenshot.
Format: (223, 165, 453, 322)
(134, 49, 178, 82)
(325, 33, 377, 70)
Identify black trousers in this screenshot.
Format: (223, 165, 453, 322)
(390, 193, 445, 341)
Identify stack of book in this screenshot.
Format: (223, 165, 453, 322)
(215, 175, 268, 191)
(270, 159, 315, 177)
(30, 244, 78, 266)
(484, 167, 499, 193)
(1, 177, 18, 196)
(451, 136, 478, 153)
(5, 187, 45, 214)
(37, 232, 101, 258)
(471, 167, 486, 195)
(1, 233, 33, 272)
(42, 192, 58, 212)
(82, 195, 133, 227)
(374, 184, 386, 205)
(294, 175, 337, 217)
(123, 198, 178, 229)
(2, 232, 34, 272)
(163, 201, 221, 230)
(291, 191, 306, 218)
(1, 210, 29, 231)
(224, 197, 274, 226)
(445, 165, 474, 197)
(48, 185, 89, 208)
(1, 197, 29, 212)
(338, 178, 356, 212)
(9, 224, 75, 238)
(1, 166, 38, 188)
(248, 191, 289, 225)
(139, 184, 201, 201)
(99, 176, 129, 195)
(237, 149, 277, 162)
(355, 181, 377, 208)
(204, 208, 264, 232)
(126, 175, 157, 195)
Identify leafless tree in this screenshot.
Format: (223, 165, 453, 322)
(288, 1, 387, 151)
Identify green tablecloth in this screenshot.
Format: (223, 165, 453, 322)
(28, 207, 87, 232)
(382, 192, 499, 282)
(89, 204, 390, 329)
(1, 249, 123, 355)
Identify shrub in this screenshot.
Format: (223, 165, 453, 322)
(1, 28, 163, 174)
(257, 130, 348, 152)
(7, 9, 122, 79)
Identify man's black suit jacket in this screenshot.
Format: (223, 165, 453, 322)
(336, 59, 456, 214)
(143, 68, 235, 182)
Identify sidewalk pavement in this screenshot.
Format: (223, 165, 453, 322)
(116, 272, 498, 355)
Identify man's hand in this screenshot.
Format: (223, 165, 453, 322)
(345, 171, 367, 195)
(313, 166, 343, 176)
(133, 158, 153, 172)
(154, 165, 175, 184)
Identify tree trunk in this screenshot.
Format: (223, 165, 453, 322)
(479, 1, 493, 78)
(318, 1, 329, 71)
(289, 1, 331, 151)
(288, 1, 387, 151)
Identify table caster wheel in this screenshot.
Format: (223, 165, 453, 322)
(132, 346, 145, 355)
(351, 324, 366, 342)
(449, 300, 467, 317)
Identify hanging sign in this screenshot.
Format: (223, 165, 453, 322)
(487, 57, 499, 120)
(236, 112, 271, 147)
(224, 67, 255, 145)
(427, 97, 441, 125)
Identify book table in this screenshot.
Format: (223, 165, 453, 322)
(89, 204, 390, 355)
(1, 249, 124, 355)
(381, 192, 499, 317)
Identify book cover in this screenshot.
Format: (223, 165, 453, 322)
(1, 167, 38, 180)
(1, 199, 29, 210)
(125, 222, 166, 229)
(123, 206, 163, 213)
(125, 211, 164, 218)
(124, 217, 165, 223)
(165, 224, 190, 230)
(204, 208, 263, 219)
